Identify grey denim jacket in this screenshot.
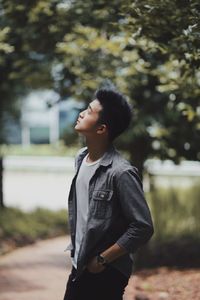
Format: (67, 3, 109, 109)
(66, 145, 154, 280)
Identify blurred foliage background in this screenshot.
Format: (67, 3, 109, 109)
(0, 0, 200, 268)
(0, 0, 200, 169)
(0, 207, 68, 254)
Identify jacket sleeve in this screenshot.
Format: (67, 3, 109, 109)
(116, 167, 154, 253)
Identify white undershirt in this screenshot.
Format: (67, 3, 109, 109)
(72, 154, 102, 268)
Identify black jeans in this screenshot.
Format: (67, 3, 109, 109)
(63, 265, 129, 300)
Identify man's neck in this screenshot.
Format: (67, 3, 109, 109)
(85, 138, 111, 163)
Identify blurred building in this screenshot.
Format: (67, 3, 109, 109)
(5, 90, 85, 145)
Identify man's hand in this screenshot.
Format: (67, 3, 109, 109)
(86, 256, 106, 274)
(86, 243, 127, 274)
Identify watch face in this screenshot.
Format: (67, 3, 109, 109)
(97, 255, 106, 265)
(99, 256, 104, 263)
(97, 255, 102, 263)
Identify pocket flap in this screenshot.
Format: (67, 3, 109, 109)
(93, 190, 113, 201)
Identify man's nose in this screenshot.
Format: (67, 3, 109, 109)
(79, 110, 85, 118)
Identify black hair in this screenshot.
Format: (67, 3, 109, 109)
(95, 88, 132, 141)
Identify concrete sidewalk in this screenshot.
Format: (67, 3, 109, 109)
(0, 236, 134, 300)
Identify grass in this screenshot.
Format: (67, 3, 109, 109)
(147, 182, 200, 241)
(0, 207, 68, 255)
(0, 142, 79, 157)
(135, 182, 200, 269)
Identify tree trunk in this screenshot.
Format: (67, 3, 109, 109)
(129, 141, 149, 180)
(130, 152, 145, 182)
(128, 135, 152, 181)
(0, 157, 4, 209)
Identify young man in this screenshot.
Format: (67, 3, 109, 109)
(63, 88, 154, 300)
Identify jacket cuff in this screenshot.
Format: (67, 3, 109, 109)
(116, 237, 137, 254)
(116, 225, 154, 254)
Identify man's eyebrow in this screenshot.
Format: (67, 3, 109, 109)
(88, 104, 93, 111)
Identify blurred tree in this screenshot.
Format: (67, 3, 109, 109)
(0, 0, 71, 207)
(120, 0, 200, 168)
(56, 0, 200, 175)
(0, 0, 199, 199)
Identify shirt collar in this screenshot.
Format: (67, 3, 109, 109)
(77, 144, 115, 169)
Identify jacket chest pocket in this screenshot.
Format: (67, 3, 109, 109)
(91, 190, 113, 219)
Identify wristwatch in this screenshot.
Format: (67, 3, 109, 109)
(96, 254, 108, 266)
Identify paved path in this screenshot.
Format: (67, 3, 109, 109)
(0, 236, 134, 300)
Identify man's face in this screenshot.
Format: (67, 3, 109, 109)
(75, 99, 103, 136)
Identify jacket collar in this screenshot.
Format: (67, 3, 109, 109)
(77, 144, 115, 169)
(99, 144, 115, 167)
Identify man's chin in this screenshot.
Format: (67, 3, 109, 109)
(74, 124, 81, 132)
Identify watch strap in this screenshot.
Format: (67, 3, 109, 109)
(97, 254, 109, 266)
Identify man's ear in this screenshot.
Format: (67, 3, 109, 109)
(97, 124, 107, 135)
